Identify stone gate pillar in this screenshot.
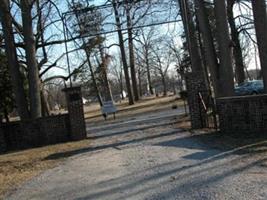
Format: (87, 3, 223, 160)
(63, 86, 86, 141)
(185, 72, 208, 129)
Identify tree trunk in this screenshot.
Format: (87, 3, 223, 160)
(21, 0, 42, 118)
(179, 0, 204, 72)
(252, 0, 267, 92)
(112, 0, 134, 105)
(161, 73, 167, 96)
(99, 45, 113, 102)
(138, 68, 142, 97)
(227, 0, 245, 85)
(145, 47, 154, 95)
(40, 89, 50, 116)
(194, 0, 220, 97)
(87, 54, 103, 106)
(0, 0, 30, 120)
(126, 1, 139, 101)
(173, 82, 177, 95)
(214, 0, 235, 97)
(119, 71, 125, 100)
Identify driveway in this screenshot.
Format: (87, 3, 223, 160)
(6, 108, 267, 200)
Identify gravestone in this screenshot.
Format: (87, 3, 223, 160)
(63, 86, 86, 140)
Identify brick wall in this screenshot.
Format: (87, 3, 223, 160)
(0, 86, 87, 153)
(217, 94, 267, 134)
(0, 114, 70, 152)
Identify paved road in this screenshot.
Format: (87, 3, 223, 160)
(6, 108, 267, 200)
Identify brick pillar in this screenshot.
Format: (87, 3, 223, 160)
(185, 72, 208, 129)
(63, 86, 86, 140)
(0, 126, 7, 153)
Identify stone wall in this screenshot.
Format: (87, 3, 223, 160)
(217, 94, 267, 134)
(0, 114, 70, 152)
(185, 72, 209, 129)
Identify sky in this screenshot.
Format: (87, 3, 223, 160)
(41, 0, 183, 81)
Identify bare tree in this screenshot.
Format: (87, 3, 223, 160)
(178, 0, 204, 73)
(227, 0, 245, 85)
(21, 0, 42, 118)
(194, 0, 219, 97)
(135, 27, 157, 95)
(252, 0, 267, 92)
(151, 43, 172, 96)
(125, 0, 139, 101)
(112, 0, 134, 105)
(98, 48, 113, 101)
(214, 0, 235, 97)
(0, 0, 30, 119)
(110, 55, 125, 100)
(166, 36, 186, 91)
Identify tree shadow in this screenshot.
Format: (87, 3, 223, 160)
(156, 131, 267, 160)
(37, 129, 266, 199)
(193, 131, 267, 154)
(44, 129, 182, 160)
(87, 121, 176, 139)
(72, 143, 267, 200)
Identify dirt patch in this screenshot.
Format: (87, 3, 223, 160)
(0, 139, 91, 199)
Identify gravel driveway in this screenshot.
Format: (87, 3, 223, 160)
(6, 108, 267, 200)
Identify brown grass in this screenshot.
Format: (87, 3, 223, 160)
(85, 96, 183, 124)
(0, 139, 91, 199)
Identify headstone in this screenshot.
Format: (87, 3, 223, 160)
(63, 86, 86, 140)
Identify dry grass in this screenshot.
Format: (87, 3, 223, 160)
(0, 139, 91, 199)
(85, 96, 183, 124)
